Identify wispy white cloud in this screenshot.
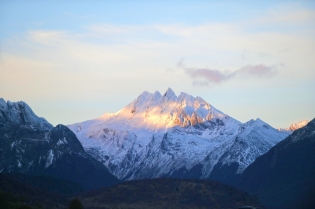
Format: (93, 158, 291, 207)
(25, 30, 129, 64)
(86, 24, 143, 35)
(254, 8, 315, 25)
(27, 30, 70, 46)
(63, 11, 94, 19)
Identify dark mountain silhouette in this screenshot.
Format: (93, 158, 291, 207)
(238, 118, 315, 209)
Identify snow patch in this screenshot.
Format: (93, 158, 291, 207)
(17, 160, 22, 168)
(45, 150, 54, 168)
(57, 137, 68, 146)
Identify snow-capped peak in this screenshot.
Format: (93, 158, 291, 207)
(278, 120, 310, 132)
(0, 98, 53, 130)
(154, 90, 162, 98)
(288, 120, 309, 131)
(69, 88, 230, 132)
(247, 118, 267, 126)
(163, 87, 177, 100)
(237, 118, 273, 136)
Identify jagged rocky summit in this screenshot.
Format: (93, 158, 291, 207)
(0, 98, 119, 190)
(68, 88, 290, 185)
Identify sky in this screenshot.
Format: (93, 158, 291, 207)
(0, 0, 315, 128)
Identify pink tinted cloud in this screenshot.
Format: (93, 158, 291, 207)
(230, 64, 277, 78)
(186, 68, 226, 83)
(184, 64, 277, 85)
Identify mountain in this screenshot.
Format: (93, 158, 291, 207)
(78, 178, 265, 209)
(0, 98, 119, 190)
(68, 88, 289, 185)
(238, 118, 315, 209)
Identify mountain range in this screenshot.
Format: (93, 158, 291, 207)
(1, 89, 313, 209)
(68, 88, 290, 185)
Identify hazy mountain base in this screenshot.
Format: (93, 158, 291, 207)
(79, 178, 265, 209)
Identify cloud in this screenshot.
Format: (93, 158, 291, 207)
(183, 64, 277, 86)
(230, 64, 277, 78)
(87, 25, 134, 35)
(63, 12, 94, 19)
(255, 8, 315, 25)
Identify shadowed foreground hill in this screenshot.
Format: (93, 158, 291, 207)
(1, 173, 84, 196)
(79, 178, 264, 209)
(0, 173, 68, 209)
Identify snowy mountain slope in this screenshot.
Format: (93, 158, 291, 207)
(68, 88, 290, 183)
(206, 118, 290, 185)
(219, 118, 287, 174)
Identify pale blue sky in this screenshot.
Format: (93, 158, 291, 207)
(1, 1, 315, 128)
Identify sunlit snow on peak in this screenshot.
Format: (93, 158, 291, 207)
(84, 88, 230, 131)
